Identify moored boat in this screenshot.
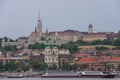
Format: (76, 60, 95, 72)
(78, 71, 116, 78)
(7, 73, 24, 78)
(41, 71, 116, 78)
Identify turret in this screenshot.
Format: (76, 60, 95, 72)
(46, 27, 48, 35)
(45, 37, 50, 49)
(2, 37, 5, 42)
(2, 37, 5, 47)
(53, 37, 57, 49)
(53, 32, 58, 49)
(88, 24, 93, 33)
(37, 12, 42, 33)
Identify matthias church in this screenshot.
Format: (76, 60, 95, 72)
(1, 13, 118, 48)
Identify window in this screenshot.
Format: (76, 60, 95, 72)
(46, 57, 47, 61)
(52, 57, 54, 62)
(56, 57, 58, 61)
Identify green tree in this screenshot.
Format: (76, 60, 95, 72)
(3, 45, 18, 52)
(118, 64, 120, 71)
(0, 38, 2, 47)
(71, 63, 77, 71)
(91, 39, 102, 45)
(95, 46, 109, 50)
(3, 37, 15, 42)
(28, 43, 45, 49)
(28, 60, 47, 71)
(106, 64, 112, 71)
(39, 63, 48, 71)
(59, 41, 78, 54)
(102, 39, 112, 45)
(4, 60, 16, 71)
(0, 63, 4, 72)
(29, 60, 40, 71)
(113, 38, 120, 46)
(112, 46, 120, 50)
(97, 67, 102, 71)
(48, 64, 57, 70)
(15, 61, 29, 72)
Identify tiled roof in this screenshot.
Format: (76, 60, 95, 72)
(29, 32, 40, 37)
(78, 57, 120, 64)
(0, 57, 10, 60)
(78, 57, 97, 63)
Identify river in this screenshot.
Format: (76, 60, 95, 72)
(0, 78, 119, 80)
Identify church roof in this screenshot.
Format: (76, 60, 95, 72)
(48, 29, 81, 36)
(88, 24, 93, 28)
(18, 37, 28, 39)
(29, 32, 41, 37)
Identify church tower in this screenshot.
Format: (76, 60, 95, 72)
(37, 12, 42, 35)
(88, 24, 93, 33)
(44, 36, 59, 67)
(1, 37, 5, 47)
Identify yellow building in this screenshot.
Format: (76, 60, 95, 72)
(78, 45, 115, 50)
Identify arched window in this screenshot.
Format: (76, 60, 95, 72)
(52, 57, 54, 62)
(46, 57, 47, 61)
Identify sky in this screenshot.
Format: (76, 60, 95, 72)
(0, 0, 120, 39)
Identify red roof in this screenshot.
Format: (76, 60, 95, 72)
(0, 57, 10, 60)
(78, 57, 97, 63)
(78, 57, 120, 64)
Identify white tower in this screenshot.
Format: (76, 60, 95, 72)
(88, 24, 93, 33)
(2, 38, 5, 47)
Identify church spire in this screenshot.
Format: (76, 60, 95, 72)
(38, 10, 41, 21)
(37, 11, 42, 33)
(35, 26, 37, 33)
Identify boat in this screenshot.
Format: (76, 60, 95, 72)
(41, 71, 116, 78)
(7, 73, 24, 78)
(78, 71, 116, 78)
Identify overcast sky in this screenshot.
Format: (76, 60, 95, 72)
(0, 0, 120, 39)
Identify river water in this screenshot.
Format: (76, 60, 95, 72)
(0, 78, 120, 80)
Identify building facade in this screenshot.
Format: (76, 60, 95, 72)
(43, 37, 59, 67)
(1, 14, 118, 48)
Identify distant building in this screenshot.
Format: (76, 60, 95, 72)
(82, 33, 107, 42)
(43, 36, 59, 67)
(1, 14, 118, 48)
(88, 24, 93, 33)
(58, 54, 75, 70)
(28, 14, 43, 45)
